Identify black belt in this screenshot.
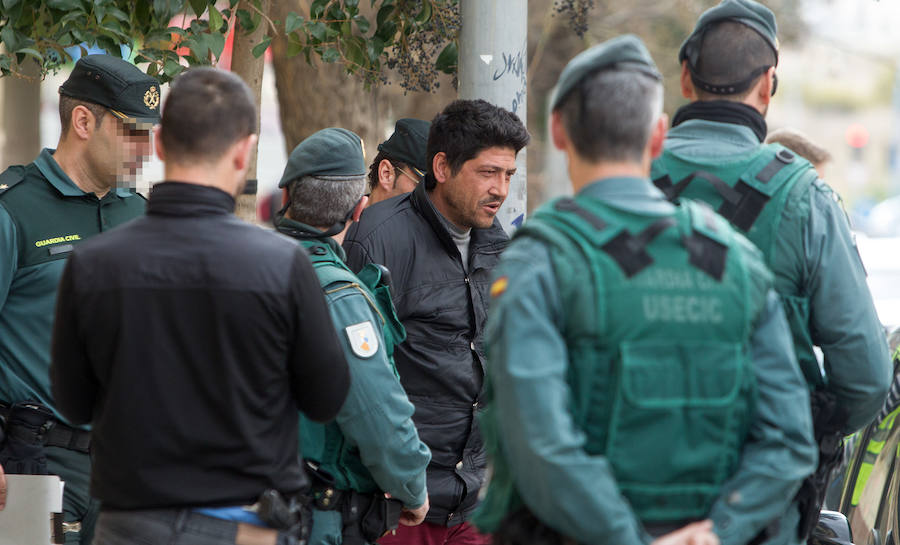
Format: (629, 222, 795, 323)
(0, 402, 91, 454)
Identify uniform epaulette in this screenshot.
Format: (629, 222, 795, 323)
(0, 166, 26, 197)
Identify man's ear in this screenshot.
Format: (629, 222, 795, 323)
(432, 152, 450, 184)
(234, 134, 258, 171)
(377, 159, 396, 191)
(648, 114, 669, 159)
(69, 105, 96, 141)
(755, 67, 776, 106)
(680, 61, 697, 100)
(550, 111, 568, 152)
(352, 195, 369, 222)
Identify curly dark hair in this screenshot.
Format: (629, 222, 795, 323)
(425, 99, 530, 189)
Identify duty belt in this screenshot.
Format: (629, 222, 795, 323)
(0, 402, 91, 453)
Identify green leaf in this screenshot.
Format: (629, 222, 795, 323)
(286, 40, 302, 57)
(310, 0, 327, 19)
(208, 31, 225, 58)
(251, 35, 271, 58)
(46, 0, 81, 11)
(0, 26, 19, 53)
(353, 15, 370, 34)
(321, 47, 340, 63)
(344, 37, 365, 67)
(435, 40, 457, 74)
(366, 36, 384, 62)
(107, 7, 130, 23)
(16, 48, 42, 63)
(345, 0, 359, 8)
(235, 8, 255, 32)
(285, 12, 304, 34)
(2, 0, 20, 10)
(376, 3, 394, 27)
(307, 21, 326, 42)
(415, 1, 433, 24)
(189, 0, 207, 17)
(208, 6, 224, 32)
(163, 58, 184, 78)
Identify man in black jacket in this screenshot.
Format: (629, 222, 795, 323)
(50, 67, 351, 545)
(344, 99, 529, 545)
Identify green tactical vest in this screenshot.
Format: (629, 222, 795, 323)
(298, 239, 406, 493)
(482, 196, 763, 523)
(652, 144, 823, 388)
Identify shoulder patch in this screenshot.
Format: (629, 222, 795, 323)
(345, 321, 379, 358)
(0, 166, 26, 196)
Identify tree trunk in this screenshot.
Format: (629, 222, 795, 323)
(230, 0, 270, 222)
(269, 0, 380, 161)
(0, 60, 41, 169)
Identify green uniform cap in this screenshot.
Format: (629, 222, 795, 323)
(550, 34, 661, 111)
(279, 127, 366, 188)
(377, 118, 430, 177)
(678, 0, 779, 68)
(59, 54, 161, 126)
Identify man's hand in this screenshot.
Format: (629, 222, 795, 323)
(0, 462, 6, 510)
(398, 496, 429, 527)
(651, 520, 720, 545)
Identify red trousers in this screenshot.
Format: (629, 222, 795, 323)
(378, 521, 492, 545)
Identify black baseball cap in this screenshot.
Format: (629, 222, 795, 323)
(59, 54, 161, 127)
(377, 118, 430, 176)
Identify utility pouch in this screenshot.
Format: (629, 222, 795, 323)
(354, 494, 402, 544)
(0, 402, 53, 474)
(493, 506, 576, 545)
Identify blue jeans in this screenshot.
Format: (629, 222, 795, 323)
(93, 508, 291, 545)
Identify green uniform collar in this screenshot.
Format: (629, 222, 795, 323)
(275, 214, 347, 261)
(665, 119, 760, 158)
(34, 148, 135, 199)
(578, 175, 675, 216)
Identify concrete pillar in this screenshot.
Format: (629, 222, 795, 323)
(458, 0, 528, 233)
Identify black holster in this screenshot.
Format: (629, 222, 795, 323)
(493, 506, 576, 545)
(307, 465, 402, 545)
(257, 489, 312, 545)
(0, 402, 54, 474)
(795, 389, 847, 541)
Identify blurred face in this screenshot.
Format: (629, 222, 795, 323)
(86, 113, 153, 189)
(432, 146, 516, 229)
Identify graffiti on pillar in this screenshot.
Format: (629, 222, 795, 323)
(491, 42, 528, 116)
(492, 50, 525, 82)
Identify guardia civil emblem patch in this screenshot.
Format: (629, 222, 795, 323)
(345, 321, 378, 358)
(144, 86, 160, 110)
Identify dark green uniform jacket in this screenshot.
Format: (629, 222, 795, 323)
(0, 148, 145, 425)
(276, 217, 430, 512)
(653, 119, 891, 434)
(475, 177, 816, 545)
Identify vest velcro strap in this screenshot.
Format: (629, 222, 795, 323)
(684, 232, 728, 281)
(601, 218, 676, 278)
(554, 198, 607, 230)
(717, 181, 771, 233)
(756, 149, 795, 184)
(653, 171, 741, 206)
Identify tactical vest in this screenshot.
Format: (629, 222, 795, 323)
(652, 144, 823, 388)
(483, 196, 762, 523)
(299, 240, 406, 493)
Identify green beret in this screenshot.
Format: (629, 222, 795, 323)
(550, 34, 661, 111)
(679, 0, 778, 68)
(377, 118, 430, 176)
(59, 54, 161, 126)
(278, 127, 366, 188)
